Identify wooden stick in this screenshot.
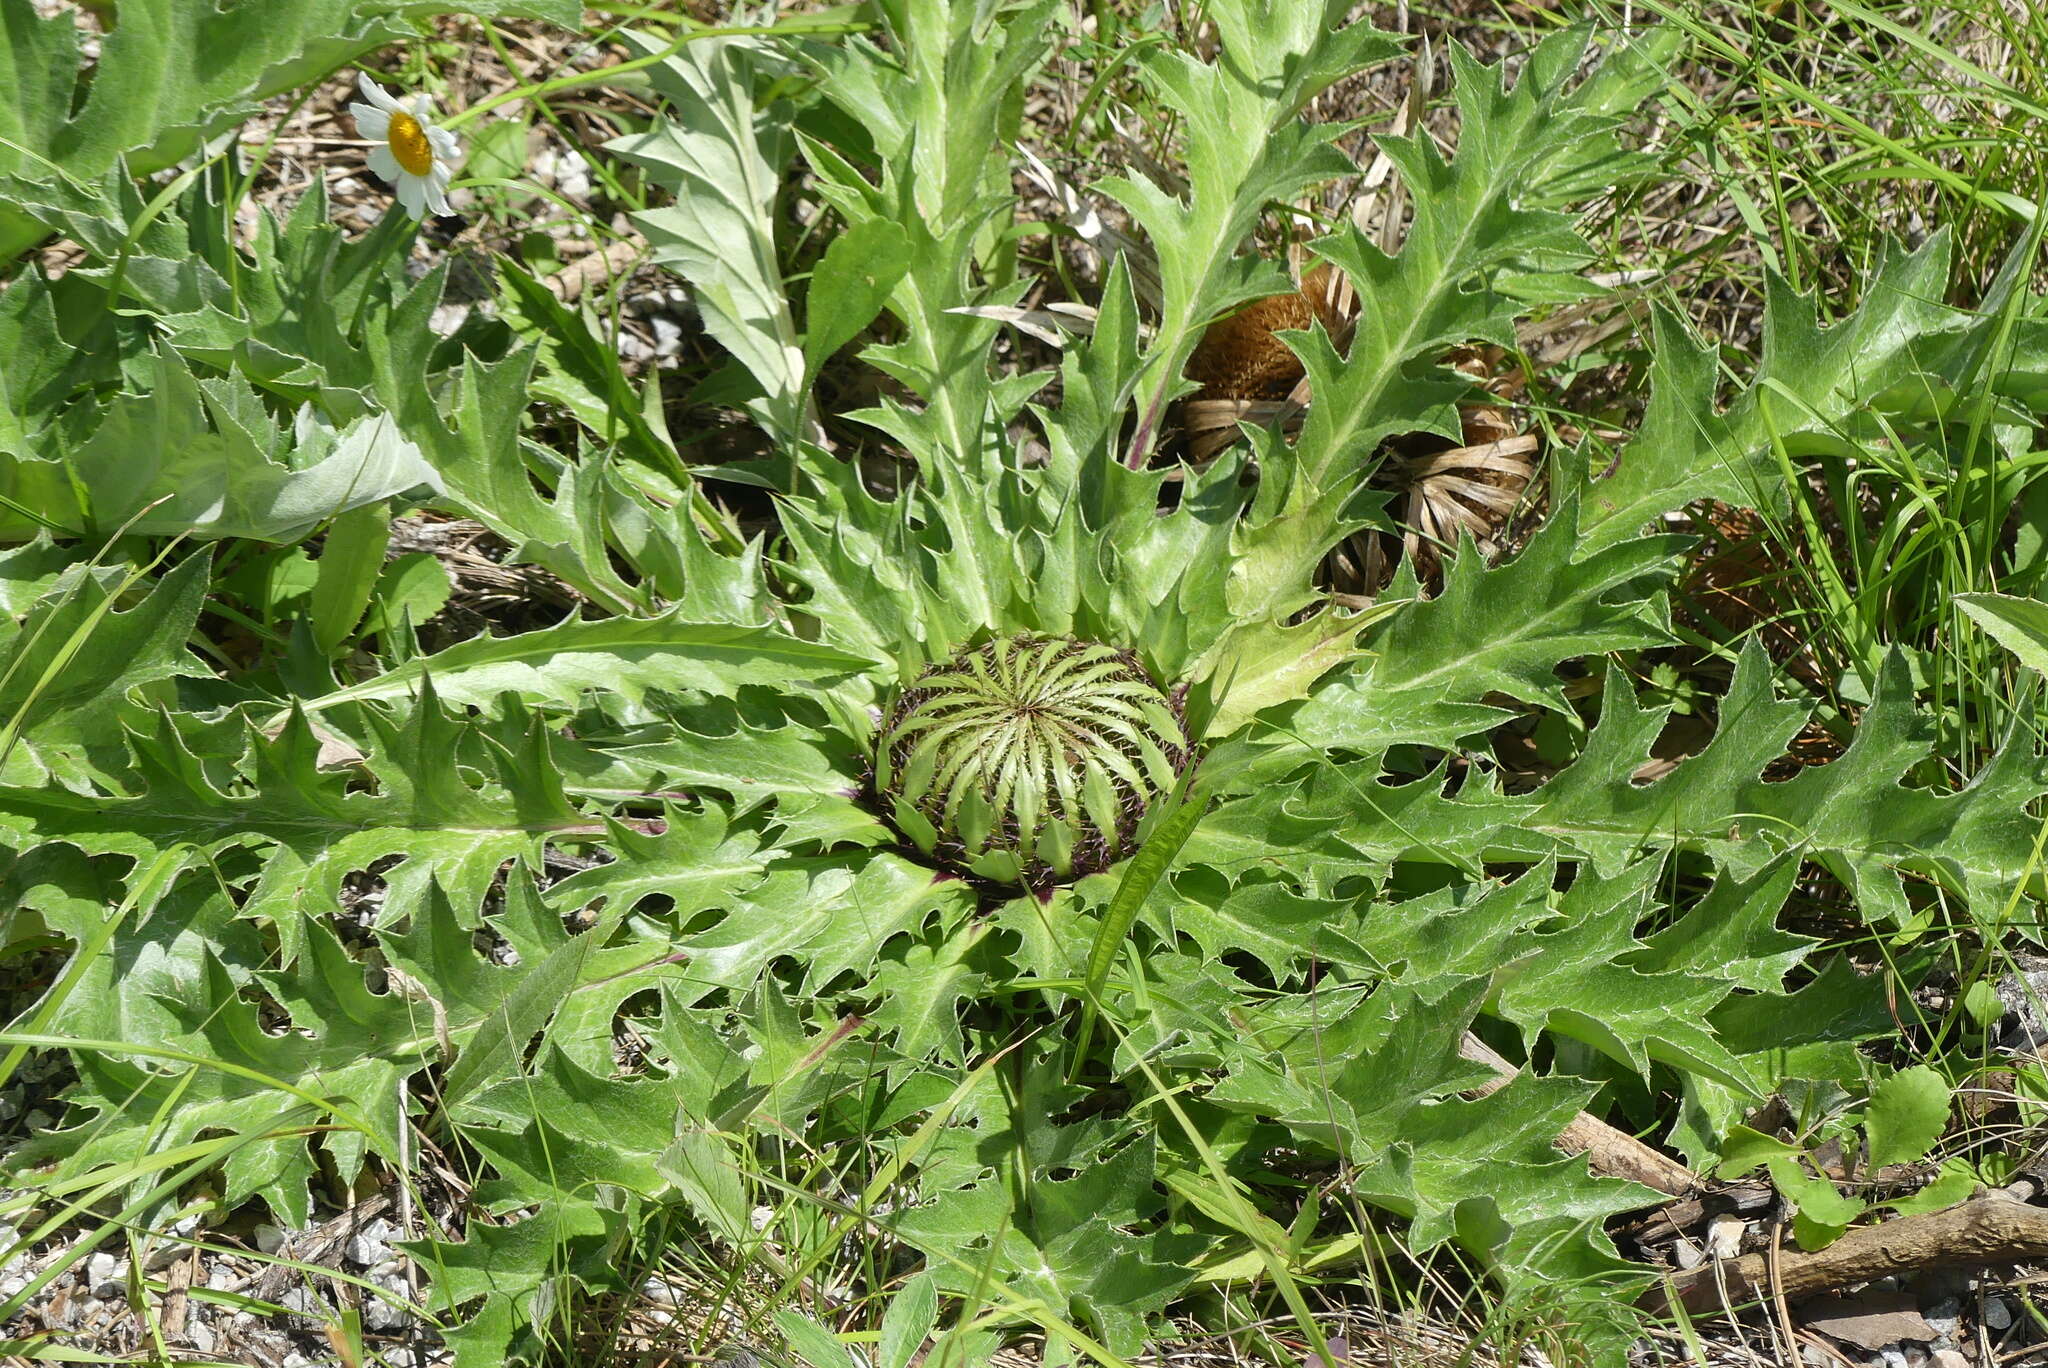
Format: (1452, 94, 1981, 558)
(1457, 1032, 1698, 1197)
(1653, 1192, 2048, 1316)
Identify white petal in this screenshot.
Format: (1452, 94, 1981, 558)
(396, 175, 428, 217)
(424, 178, 453, 216)
(410, 93, 435, 121)
(426, 127, 460, 163)
(368, 146, 400, 182)
(350, 104, 389, 139)
(356, 72, 400, 113)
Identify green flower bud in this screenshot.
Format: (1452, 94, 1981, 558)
(873, 635, 1191, 886)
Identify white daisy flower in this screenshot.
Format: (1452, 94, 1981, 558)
(349, 73, 461, 218)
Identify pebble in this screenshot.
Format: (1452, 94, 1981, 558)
(554, 150, 592, 201)
(365, 1294, 413, 1332)
(281, 1285, 324, 1321)
(1931, 1353, 1970, 1368)
(86, 1250, 122, 1296)
(617, 330, 654, 364)
(345, 1218, 397, 1267)
(254, 1223, 285, 1254)
(1986, 1295, 2016, 1330)
(1801, 1348, 1831, 1367)
(0, 1274, 25, 1299)
(651, 315, 684, 357)
(1875, 1346, 1908, 1368)
(188, 1318, 216, 1354)
(641, 1275, 682, 1306)
(429, 302, 472, 337)
(145, 1214, 202, 1269)
(1921, 1294, 1960, 1336)
(1706, 1213, 1744, 1259)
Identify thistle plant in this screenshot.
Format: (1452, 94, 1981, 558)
(872, 634, 1191, 885)
(7, 3, 2048, 1366)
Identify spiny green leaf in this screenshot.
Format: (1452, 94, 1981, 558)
(605, 29, 807, 446)
(1290, 502, 1680, 754)
(0, 352, 440, 541)
(1290, 29, 1609, 493)
(1504, 645, 2048, 924)
(299, 615, 875, 714)
(0, 549, 211, 787)
(1580, 233, 1974, 550)
(0, 0, 579, 260)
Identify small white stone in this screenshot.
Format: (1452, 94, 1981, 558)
(641, 1276, 682, 1306)
(85, 1251, 119, 1293)
(284, 1354, 311, 1368)
(750, 1205, 774, 1232)
(188, 1319, 216, 1354)
(428, 302, 471, 337)
(651, 316, 683, 357)
(1986, 1296, 2016, 1330)
(345, 1219, 395, 1267)
(1932, 1351, 1971, 1368)
(1706, 1213, 1744, 1260)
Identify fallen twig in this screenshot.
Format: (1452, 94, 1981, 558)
(1458, 1032, 1698, 1197)
(1653, 1191, 2048, 1316)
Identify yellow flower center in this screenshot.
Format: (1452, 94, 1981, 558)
(388, 111, 434, 177)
